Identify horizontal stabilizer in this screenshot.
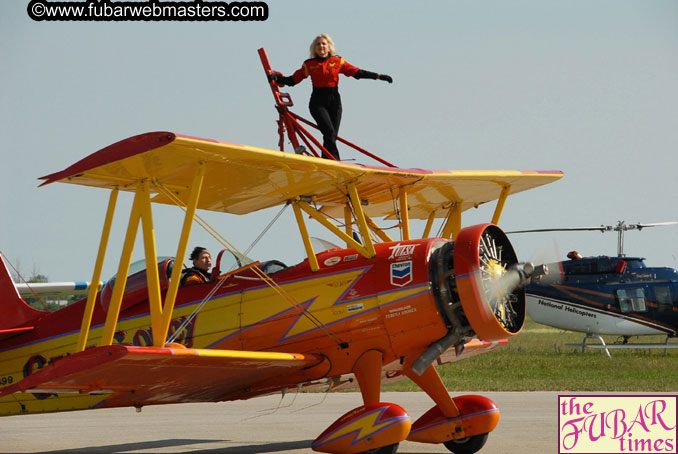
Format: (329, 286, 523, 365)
(0, 326, 35, 342)
(15, 281, 101, 297)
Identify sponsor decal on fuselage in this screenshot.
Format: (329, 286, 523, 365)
(324, 256, 341, 266)
(538, 298, 597, 319)
(390, 261, 413, 287)
(388, 243, 418, 260)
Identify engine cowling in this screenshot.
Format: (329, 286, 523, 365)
(431, 224, 526, 342)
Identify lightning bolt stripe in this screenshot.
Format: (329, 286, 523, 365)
(204, 298, 316, 348)
(331, 266, 372, 305)
(409, 408, 499, 435)
(279, 287, 430, 343)
(4, 268, 430, 354)
(312, 405, 410, 449)
(210, 266, 374, 296)
(205, 284, 431, 347)
(4, 290, 242, 353)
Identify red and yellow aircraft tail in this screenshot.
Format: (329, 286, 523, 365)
(0, 254, 43, 340)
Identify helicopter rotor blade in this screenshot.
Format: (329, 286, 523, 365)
(508, 220, 678, 235)
(631, 221, 678, 231)
(506, 226, 607, 234)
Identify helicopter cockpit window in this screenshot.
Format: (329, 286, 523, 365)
(616, 288, 647, 313)
(654, 286, 673, 312)
(624, 259, 646, 270)
(564, 262, 594, 275)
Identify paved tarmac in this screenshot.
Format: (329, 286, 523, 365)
(0, 392, 559, 453)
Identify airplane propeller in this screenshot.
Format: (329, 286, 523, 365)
(485, 262, 548, 313)
(412, 225, 548, 376)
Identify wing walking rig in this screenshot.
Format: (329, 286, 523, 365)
(0, 49, 563, 454)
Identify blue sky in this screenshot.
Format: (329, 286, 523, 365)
(2, 0, 677, 282)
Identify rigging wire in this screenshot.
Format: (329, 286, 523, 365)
(243, 203, 289, 258)
(153, 181, 347, 347)
(435, 212, 446, 238)
(166, 275, 228, 344)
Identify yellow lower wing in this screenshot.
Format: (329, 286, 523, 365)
(0, 344, 327, 404)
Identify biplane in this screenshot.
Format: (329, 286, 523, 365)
(0, 51, 562, 454)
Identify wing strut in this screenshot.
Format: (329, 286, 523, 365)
(491, 184, 511, 225)
(347, 182, 376, 257)
(100, 181, 147, 345)
(76, 164, 206, 349)
(290, 181, 380, 271)
(294, 200, 372, 259)
(157, 163, 206, 346)
(365, 215, 393, 243)
(399, 189, 410, 240)
(77, 188, 118, 351)
(292, 201, 320, 272)
(422, 211, 436, 239)
(441, 202, 462, 240)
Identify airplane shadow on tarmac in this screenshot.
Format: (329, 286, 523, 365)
(29, 439, 445, 454)
(31, 438, 316, 454)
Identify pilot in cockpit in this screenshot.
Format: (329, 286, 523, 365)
(567, 250, 583, 260)
(181, 246, 212, 285)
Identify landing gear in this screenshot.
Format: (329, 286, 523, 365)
(443, 433, 489, 454)
(312, 352, 411, 454)
(360, 443, 399, 454)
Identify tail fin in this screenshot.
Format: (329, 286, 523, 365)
(0, 253, 44, 331)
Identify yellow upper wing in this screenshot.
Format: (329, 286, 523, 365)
(40, 132, 562, 220)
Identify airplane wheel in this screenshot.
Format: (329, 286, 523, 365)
(359, 442, 399, 454)
(443, 433, 489, 454)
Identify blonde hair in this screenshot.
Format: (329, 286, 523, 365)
(309, 34, 336, 58)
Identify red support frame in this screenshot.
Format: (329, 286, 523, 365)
(258, 48, 396, 167)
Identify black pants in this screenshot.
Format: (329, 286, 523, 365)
(309, 88, 342, 160)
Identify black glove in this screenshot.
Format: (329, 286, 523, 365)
(268, 72, 295, 87)
(267, 72, 280, 83)
(378, 74, 393, 83)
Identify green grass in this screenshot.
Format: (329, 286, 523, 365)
(383, 317, 678, 392)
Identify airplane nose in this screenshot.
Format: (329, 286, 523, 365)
(430, 224, 527, 342)
(413, 224, 528, 376)
(412, 224, 526, 375)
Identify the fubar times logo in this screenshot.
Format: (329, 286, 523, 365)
(559, 395, 677, 453)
